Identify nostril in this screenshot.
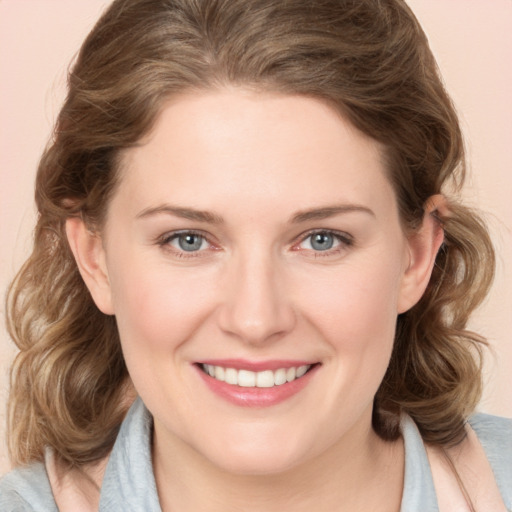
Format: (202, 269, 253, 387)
(215, 258, 297, 344)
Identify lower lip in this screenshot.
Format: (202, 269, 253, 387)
(195, 365, 319, 407)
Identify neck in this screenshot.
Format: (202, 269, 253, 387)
(152, 414, 404, 512)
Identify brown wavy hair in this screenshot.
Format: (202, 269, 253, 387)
(6, 0, 494, 467)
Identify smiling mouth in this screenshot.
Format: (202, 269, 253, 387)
(199, 363, 315, 388)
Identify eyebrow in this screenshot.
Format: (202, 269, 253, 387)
(290, 205, 375, 223)
(136, 204, 224, 224)
(136, 203, 375, 224)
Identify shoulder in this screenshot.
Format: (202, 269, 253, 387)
(423, 413, 512, 511)
(469, 412, 512, 445)
(469, 412, 512, 471)
(0, 462, 57, 512)
(469, 412, 512, 506)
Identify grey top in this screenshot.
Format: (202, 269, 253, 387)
(1, 398, 511, 511)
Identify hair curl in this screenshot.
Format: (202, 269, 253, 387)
(6, 0, 494, 467)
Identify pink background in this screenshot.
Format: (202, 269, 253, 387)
(1, 0, 511, 474)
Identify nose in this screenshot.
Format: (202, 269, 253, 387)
(217, 251, 296, 345)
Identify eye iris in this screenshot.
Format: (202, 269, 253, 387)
(178, 234, 203, 251)
(311, 233, 334, 251)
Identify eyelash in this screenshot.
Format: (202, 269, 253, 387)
(156, 230, 215, 258)
(155, 229, 354, 259)
(292, 229, 354, 258)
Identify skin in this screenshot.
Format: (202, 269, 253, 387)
(67, 88, 444, 511)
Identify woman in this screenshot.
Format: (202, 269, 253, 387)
(1, 0, 510, 510)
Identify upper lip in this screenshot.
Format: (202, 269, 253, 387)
(196, 359, 318, 372)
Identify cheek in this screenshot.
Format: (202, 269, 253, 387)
(107, 256, 218, 354)
(294, 254, 404, 409)
(297, 258, 402, 350)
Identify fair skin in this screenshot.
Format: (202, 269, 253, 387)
(67, 88, 444, 511)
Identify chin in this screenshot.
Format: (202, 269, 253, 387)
(210, 452, 303, 477)
(198, 434, 311, 476)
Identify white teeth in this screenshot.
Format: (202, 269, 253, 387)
(238, 370, 256, 387)
(224, 367, 238, 385)
(256, 370, 274, 388)
(286, 367, 296, 382)
(296, 365, 309, 378)
(202, 364, 312, 388)
(274, 368, 287, 386)
(214, 366, 225, 381)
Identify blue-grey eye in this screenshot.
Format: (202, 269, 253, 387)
(297, 231, 348, 252)
(310, 232, 335, 251)
(176, 233, 206, 251)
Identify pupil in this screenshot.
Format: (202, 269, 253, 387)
(179, 234, 202, 251)
(311, 233, 333, 251)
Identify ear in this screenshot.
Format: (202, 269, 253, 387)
(66, 217, 114, 315)
(397, 195, 447, 314)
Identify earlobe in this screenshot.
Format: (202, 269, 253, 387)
(397, 195, 446, 314)
(65, 217, 114, 315)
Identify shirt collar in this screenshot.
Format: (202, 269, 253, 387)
(400, 414, 439, 511)
(99, 398, 161, 511)
(98, 398, 439, 511)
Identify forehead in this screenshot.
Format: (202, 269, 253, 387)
(113, 88, 396, 221)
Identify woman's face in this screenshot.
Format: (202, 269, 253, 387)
(91, 89, 428, 474)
